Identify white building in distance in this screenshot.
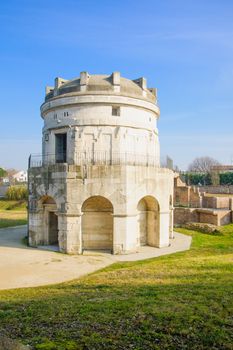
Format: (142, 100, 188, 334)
(28, 72, 174, 254)
(12, 171, 27, 183)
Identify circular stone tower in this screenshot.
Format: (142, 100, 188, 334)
(28, 72, 174, 254)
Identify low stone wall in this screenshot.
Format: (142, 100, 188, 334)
(198, 209, 231, 226)
(174, 207, 232, 226)
(174, 186, 201, 208)
(174, 187, 189, 207)
(202, 196, 231, 209)
(174, 176, 233, 227)
(199, 185, 233, 194)
(174, 207, 199, 225)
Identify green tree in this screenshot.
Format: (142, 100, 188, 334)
(0, 167, 7, 177)
(188, 156, 220, 173)
(220, 172, 233, 185)
(184, 172, 212, 186)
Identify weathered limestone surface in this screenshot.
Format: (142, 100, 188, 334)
(174, 177, 202, 208)
(174, 207, 199, 225)
(199, 185, 233, 194)
(29, 164, 173, 254)
(28, 72, 174, 254)
(174, 174, 233, 226)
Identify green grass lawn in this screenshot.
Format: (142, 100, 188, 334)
(0, 226, 233, 349)
(0, 199, 27, 211)
(0, 199, 27, 228)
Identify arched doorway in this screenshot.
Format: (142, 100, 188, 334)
(137, 196, 160, 247)
(40, 196, 58, 246)
(82, 196, 113, 251)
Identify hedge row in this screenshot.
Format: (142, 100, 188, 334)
(220, 172, 233, 185)
(183, 173, 212, 186)
(182, 172, 233, 186)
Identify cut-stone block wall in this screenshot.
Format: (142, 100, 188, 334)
(174, 207, 232, 226)
(174, 176, 233, 226)
(199, 185, 233, 194)
(198, 209, 231, 226)
(28, 164, 174, 254)
(202, 196, 230, 209)
(174, 208, 199, 225)
(174, 186, 201, 207)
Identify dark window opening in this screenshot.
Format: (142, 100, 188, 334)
(112, 106, 120, 116)
(55, 133, 67, 163)
(48, 212, 58, 245)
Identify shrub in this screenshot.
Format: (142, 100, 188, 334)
(0, 167, 7, 177)
(220, 172, 233, 185)
(182, 222, 221, 234)
(184, 172, 212, 186)
(5, 186, 28, 200)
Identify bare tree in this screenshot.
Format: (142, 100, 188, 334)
(188, 156, 220, 173)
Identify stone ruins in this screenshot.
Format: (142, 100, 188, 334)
(174, 175, 233, 226)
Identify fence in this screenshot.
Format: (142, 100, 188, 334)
(29, 151, 160, 168)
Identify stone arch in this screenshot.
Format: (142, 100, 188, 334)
(137, 195, 160, 247)
(39, 195, 59, 246)
(38, 195, 57, 207)
(81, 196, 113, 251)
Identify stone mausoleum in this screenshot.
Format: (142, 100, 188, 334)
(28, 72, 174, 254)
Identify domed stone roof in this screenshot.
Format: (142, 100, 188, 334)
(45, 72, 157, 104)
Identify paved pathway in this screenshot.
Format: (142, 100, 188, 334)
(0, 226, 192, 290)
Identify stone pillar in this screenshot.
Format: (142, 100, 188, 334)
(80, 71, 89, 92)
(159, 211, 170, 247)
(28, 210, 44, 246)
(113, 214, 138, 254)
(58, 214, 82, 254)
(230, 198, 233, 223)
(125, 214, 139, 252)
(169, 208, 174, 239)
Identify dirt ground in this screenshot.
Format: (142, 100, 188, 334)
(0, 226, 191, 290)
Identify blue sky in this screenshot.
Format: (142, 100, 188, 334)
(0, 0, 233, 170)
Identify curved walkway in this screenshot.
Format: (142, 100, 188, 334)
(0, 226, 191, 290)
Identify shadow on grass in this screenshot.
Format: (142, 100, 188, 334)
(0, 219, 27, 229)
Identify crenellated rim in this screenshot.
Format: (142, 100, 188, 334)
(44, 73, 157, 104)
